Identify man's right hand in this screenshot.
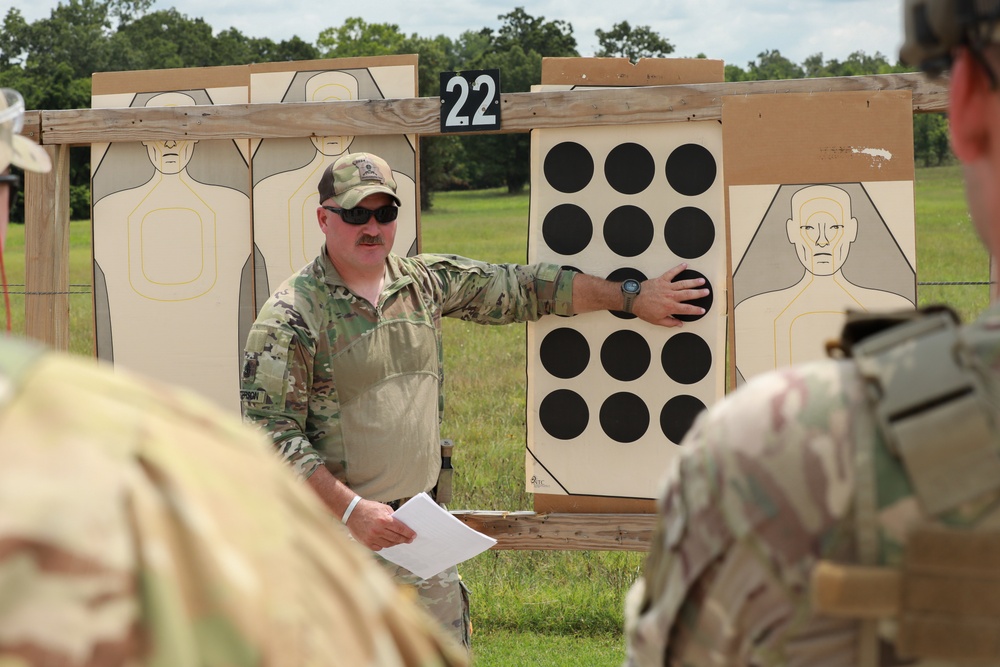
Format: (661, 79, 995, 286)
(345, 498, 417, 551)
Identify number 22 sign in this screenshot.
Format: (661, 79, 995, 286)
(439, 69, 501, 133)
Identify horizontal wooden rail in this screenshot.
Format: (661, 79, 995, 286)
(31, 72, 947, 146)
(452, 511, 657, 551)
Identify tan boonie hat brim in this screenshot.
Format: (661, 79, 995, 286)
(10, 135, 52, 174)
(318, 152, 401, 209)
(0, 88, 51, 174)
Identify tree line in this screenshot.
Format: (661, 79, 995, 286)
(0, 0, 952, 220)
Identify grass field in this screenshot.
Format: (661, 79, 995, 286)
(0, 164, 988, 665)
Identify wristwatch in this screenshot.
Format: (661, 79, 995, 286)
(620, 278, 641, 314)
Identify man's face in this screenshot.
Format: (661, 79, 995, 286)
(318, 192, 397, 274)
(786, 187, 858, 276)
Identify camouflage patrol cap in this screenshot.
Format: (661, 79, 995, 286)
(318, 152, 402, 208)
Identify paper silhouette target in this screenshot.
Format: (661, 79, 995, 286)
(732, 182, 915, 384)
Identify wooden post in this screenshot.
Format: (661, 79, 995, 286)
(24, 144, 70, 350)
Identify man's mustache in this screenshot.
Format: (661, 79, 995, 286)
(357, 235, 384, 246)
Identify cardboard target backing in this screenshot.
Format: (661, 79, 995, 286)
(92, 66, 253, 414)
(724, 92, 916, 388)
(526, 59, 726, 510)
(250, 56, 419, 298)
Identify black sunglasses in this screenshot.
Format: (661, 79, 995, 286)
(322, 204, 398, 225)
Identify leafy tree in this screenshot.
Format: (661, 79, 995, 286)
(746, 49, 804, 80)
(317, 17, 407, 58)
(399, 32, 467, 209)
(269, 36, 320, 62)
(803, 50, 901, 78)
(106, 0, 153, 26)
(108, 9, 215, 71)
(491, 7, 577, 57)
(913, 113, 953, 166)
(725, 64, 749, 82)
(594, 21, 674, 63)
(0, 9, 30, 69)
(461, 8, 578, 193)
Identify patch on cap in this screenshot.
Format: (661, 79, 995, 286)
(354, 156, 386, 184)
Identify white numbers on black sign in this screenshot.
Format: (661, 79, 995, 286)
(439, 69, 501, 133)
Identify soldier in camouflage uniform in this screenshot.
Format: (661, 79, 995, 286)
(241, 151, 711, 647)
(0, 89, 467, 667)
(624, 2, 1000, 666)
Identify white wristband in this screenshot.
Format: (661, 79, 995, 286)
(342, 495, 361, 525)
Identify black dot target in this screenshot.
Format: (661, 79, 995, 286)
(606, 267, 647, 321)
(604, 205, 654, 258)
(540, 327, 590, 379)
(542, 204, 593, 256)
(544, 141, 594, 193)
(539, 389, 589, 440)
(661, 332, 712, 384)
(605, 143, 655, 195)
(665, 143, 717, 196)
(660, 395, 707, 444)
(600, 392, 650, 443)
(665, 207, 715, 259)
(600, 330, 651, 382)
(672, 269, 713, 323)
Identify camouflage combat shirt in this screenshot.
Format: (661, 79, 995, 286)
(624, 305, 1000, 667)
(242, 249, 574, 502)
(0, 336, 467, 667)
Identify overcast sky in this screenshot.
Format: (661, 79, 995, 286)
(12, 0, 906, 70)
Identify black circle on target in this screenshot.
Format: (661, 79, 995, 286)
(600, 392, 650, 443)
(540, 328, 590, 379)
(672, 269, 713, 323)
(660, 395, 707, 444)
(604, 205, 654, 258)
(605, 143, 655, 195)
(665, 207, 715, 259)
(661, 332, 712, 384)
(665, 144, 717, 196)
(600, 330, 651, 382)
(542, 204, 593, 256)
(544, 141, 594, 193)
(539, 389, 589, 440)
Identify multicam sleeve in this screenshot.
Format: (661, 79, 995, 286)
(241, 322, 323, 479)
(624, 445, 725, 666)
(424, 255, 575, 322)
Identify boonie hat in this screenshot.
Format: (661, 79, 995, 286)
(318, 152, 401, 208)
(0, 88, 51, 174)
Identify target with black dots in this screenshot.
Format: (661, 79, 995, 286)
(527, 121, 727, 501)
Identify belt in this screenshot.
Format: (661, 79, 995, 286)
(384, 490, 435, 511)
(384, 497, 409, 511)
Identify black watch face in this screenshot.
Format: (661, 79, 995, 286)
(622, 278, 641, 294)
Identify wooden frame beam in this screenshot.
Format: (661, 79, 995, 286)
(34, 73, 947, 146)
(452, 511, 657, 551)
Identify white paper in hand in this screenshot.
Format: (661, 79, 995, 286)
(378, 492, 497, 580)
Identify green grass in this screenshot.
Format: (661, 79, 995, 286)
(1, 166, 985, 665)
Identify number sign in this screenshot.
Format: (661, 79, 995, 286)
(439, 69, 501, 133)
